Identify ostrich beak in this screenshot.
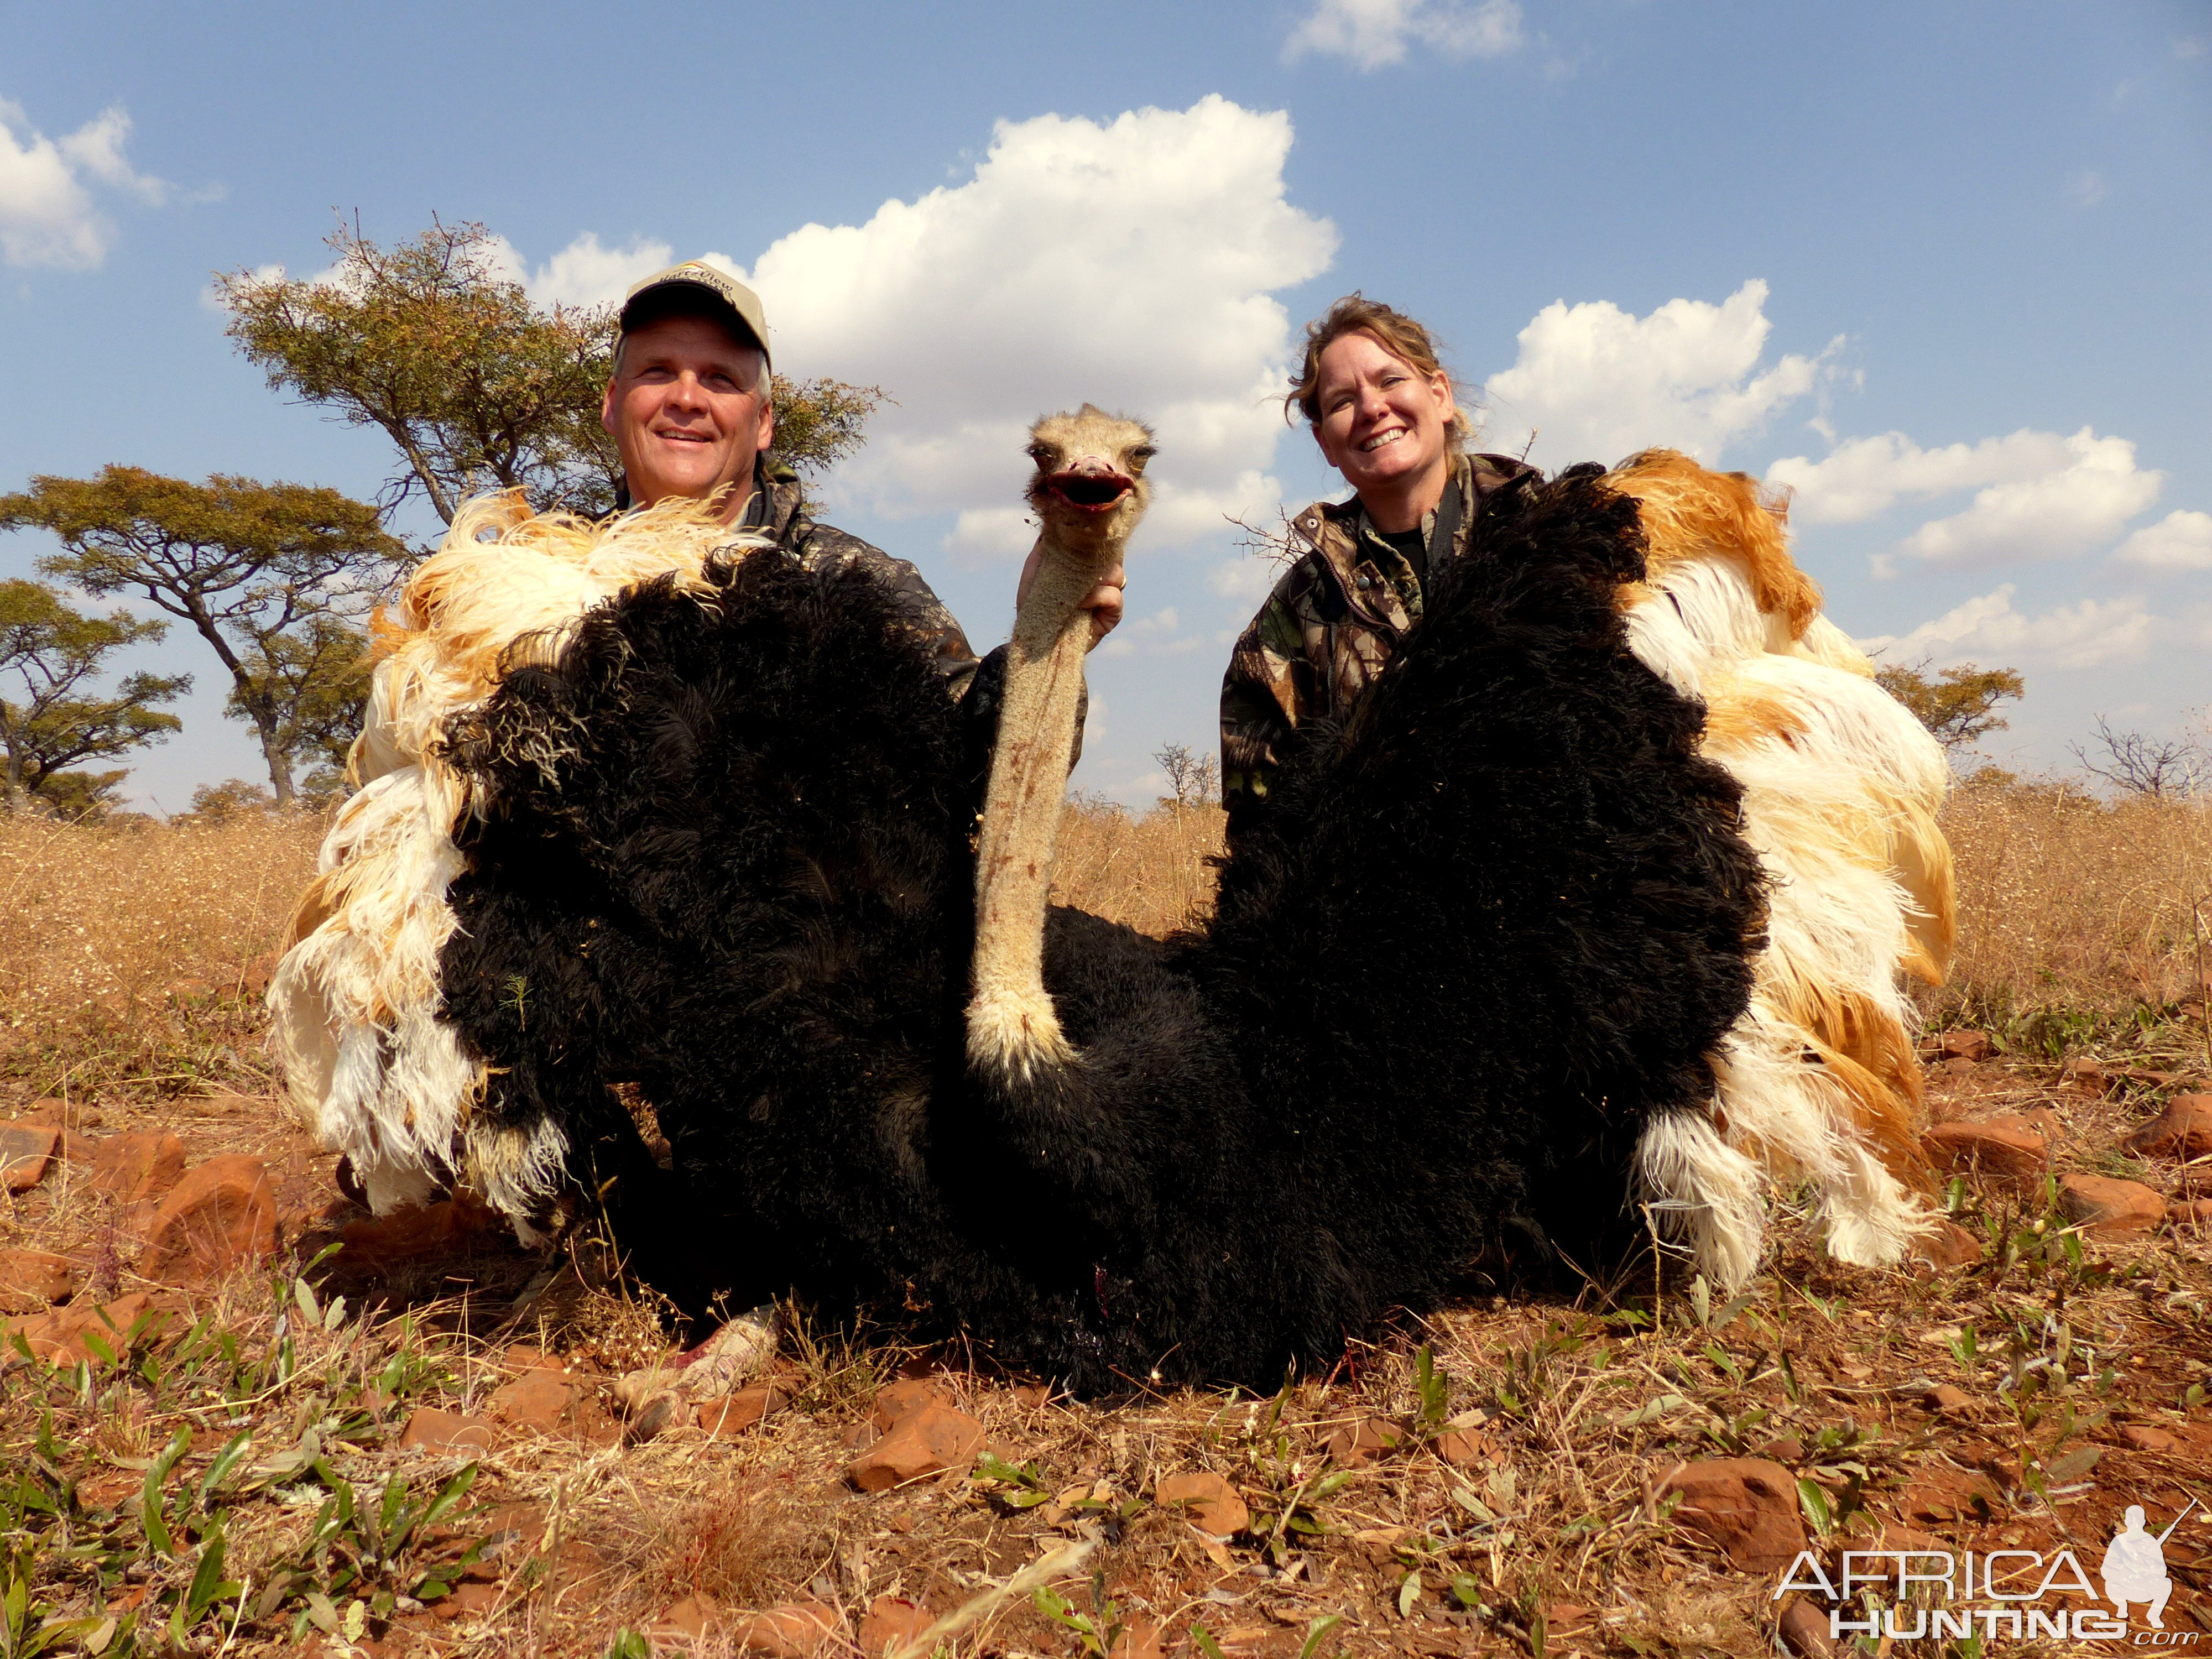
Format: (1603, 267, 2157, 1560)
(1045, 461, 1135, 512)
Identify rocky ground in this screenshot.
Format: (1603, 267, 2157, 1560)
(2, 1023, 2209, 1658)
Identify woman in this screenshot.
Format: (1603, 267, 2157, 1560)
(1220, 295, 1535, 841)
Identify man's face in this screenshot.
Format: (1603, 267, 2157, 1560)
(601, 311, 775, 515)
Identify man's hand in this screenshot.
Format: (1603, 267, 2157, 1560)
(1017, 545, 1125, 648)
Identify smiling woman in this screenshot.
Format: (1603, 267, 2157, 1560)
(1220, 294, 1535, 837)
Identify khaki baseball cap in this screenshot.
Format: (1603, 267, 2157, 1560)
(618, 260, 771, 367)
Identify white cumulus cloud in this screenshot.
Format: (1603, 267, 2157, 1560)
(519, 232, 677, 310)
(1859, 583, 2152, 672)
(2113, 508, 2212, 572)
(1283, 0, 1524, 69)
(1480, 280, 1836, 468)
(1768, 427, 2080, 526)
(0, 97, 168, 269)
(727, 97, 1338, 561)
(1895, 427, 2161, 567)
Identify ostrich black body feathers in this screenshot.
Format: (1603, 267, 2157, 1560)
(437, 468, 1765, 1391)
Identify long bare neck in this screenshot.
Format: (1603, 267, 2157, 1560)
(966, 536, 1104, 1079)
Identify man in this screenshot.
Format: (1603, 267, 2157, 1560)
(603, 262, 1123, 716)
(596, 265, 1119, 1416)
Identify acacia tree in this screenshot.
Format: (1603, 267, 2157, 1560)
(0, 468, 403, 807)
(0, 578, 187, 812)
(216, 219, 882, 525)
(1874, 660, 2026, 755)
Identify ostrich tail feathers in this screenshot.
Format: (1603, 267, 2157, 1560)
(270, 495, 767, 1234)
(1613, 450, 1953, 1271)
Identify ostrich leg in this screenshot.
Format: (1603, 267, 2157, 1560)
(967, 407, 1154, 1080)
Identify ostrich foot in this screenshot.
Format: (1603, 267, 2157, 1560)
(614, 1302, 780, 1417)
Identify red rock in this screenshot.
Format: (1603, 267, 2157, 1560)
(1323, 1414, 1405, 1467)
(2121, 1067, 2199, 1092)
(651, 1594, 718, 1642)
(0, 1249, 74, 1312)
(2124, 1094, 2212, 1160)
(1898, 1467, 2001, 1522)
(4, 1293, 156, 1367)
(698, 1383, 792, 1438)
(1655, 1458, 1806, 1572)
(485, 1370, 576, 1436)
(2167, 1198, 2212, 1228)
(2120, 1423, 2178, 1453)
(1011, 1382, 1052, 1408)
(138, 1154, 276, 1284)
(2060, 1057, 2112, 1095)
(239, 950, 279, 1001)
(436, 1578, 502, 1619)
(338, 1197, 495, 1262)
(89, 1131, 188, 1203)
(847, 1404, 984, 1492)
(1921, 1384, 1973, 1416)
(728, 1600, 842, 1656)
(1778, 1596, 1834, 1657)
(1156, 1470, 1249, 1536)
(0, 1121, 59, 1192)
(859, 1595, 935, 1658)
(399, 1407, 494, 1452)
(25, 1103, 97, 1164)
(1931, 1030, 1994, 1063)
(1109, 1618, 1165, 1659)
(1920, 1117, 2047, 1188)
(1908, 1221, 1984, 1274)
(870, 1376, 954, 1431)
(2057, 1173, 2166, 1236)
(1872, 1521, 1947, 1554)
(1434, 1427, 1495, 1468)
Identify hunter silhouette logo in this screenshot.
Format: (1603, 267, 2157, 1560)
(1775, 1498, 2200, 1644)
(2105, 1500, 2197, 1630)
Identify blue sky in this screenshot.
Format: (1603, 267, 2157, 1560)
(3, 0, 2207, 811)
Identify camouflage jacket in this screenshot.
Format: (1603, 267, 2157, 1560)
(1219, 451, 1538, 840)
(749, 469, 987, 696)
(743, 471, 1079, 771)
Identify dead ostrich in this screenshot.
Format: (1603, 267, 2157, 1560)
(269, 420, 1949, 1390)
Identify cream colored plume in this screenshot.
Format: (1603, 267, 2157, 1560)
(1614, 451, 1953, 1286)
(268, 492, 761, 1230)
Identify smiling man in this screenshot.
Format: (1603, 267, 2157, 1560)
(1218, 294, 1537, 842)
(604, 261, 1121, 705)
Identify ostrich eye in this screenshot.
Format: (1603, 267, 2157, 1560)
(1129, 445, 1156, 470)
(1026, 444, 1055, 468)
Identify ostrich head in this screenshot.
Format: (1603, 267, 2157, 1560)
(1022, 405, 1156, 564)
(967, 406, 1156, 1082)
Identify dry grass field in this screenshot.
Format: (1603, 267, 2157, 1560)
(1, 791, 2208, 1658)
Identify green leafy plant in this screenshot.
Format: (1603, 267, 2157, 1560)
(1032, 1566, 1124, 1658)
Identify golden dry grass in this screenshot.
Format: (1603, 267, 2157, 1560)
(0, 807, 324, 1107)
(1050, 798, 1227, 939)
(1929, 782, 2212, 1041)
(3, 790, 2210, 1656)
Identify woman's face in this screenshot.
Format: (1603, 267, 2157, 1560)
(1310, 331, 1455, 500)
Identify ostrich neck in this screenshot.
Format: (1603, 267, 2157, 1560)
(967, 533, 1112, 1078)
